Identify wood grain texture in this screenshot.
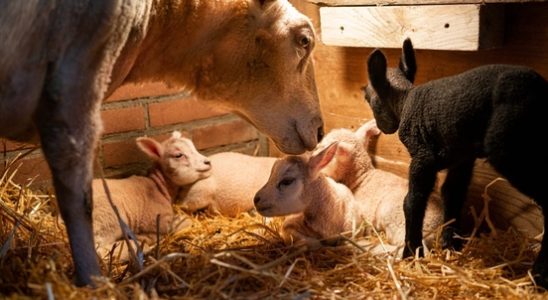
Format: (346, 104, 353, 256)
(320, 5, 504, 50)
(309, 0, 546, 6)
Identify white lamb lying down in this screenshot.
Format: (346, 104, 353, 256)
(317, 120, 444, 248)
(178, 152, 277, 217)
(253, 143, 357, 246)
(93, 131, 211, 258)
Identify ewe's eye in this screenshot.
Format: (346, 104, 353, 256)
(299, 36, 310, 48)
(277, 177, 295, 189)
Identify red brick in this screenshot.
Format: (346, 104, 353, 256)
(1, 155, 52, 186)
(191, 119, 259, 150)
(106, 82, 185, 102)
(100, 106, 146, 135)
(148, 97, 228, 127)
(0, 139, 38, 152)
(101, 139, 148, 168)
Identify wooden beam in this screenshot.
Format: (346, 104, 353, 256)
(309, 0, 545, 6)
(319, 4, 504, 50)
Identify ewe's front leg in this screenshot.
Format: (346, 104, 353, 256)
(36, 87, 103, 286)
(403, 158, 437, 258)
(440, 158, 475, 250)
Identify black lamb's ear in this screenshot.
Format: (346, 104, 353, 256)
(367, 49, 390, 97)
(399, 38, 416, 83)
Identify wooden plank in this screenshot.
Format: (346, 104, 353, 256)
(309, 0, 546, 6)
(319, 4, 504, 50)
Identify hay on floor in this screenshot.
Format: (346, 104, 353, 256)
(0, 157, 545, 299)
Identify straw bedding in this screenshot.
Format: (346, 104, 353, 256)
(0, 158, 546, 299)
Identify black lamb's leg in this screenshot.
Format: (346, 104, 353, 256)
(440, 158, 475, 250)
(403, 158, 438, 258)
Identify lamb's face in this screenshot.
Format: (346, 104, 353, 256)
(363, 84, 400, 134)
(253, 158, 307, 217)
(160, 137, 212, 186)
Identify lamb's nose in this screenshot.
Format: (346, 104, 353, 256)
(253, 195, 261, 205)
(317, 126, 324, 142)
(204, 159, 211, 165)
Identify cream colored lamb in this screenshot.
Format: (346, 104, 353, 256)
(253, 143, 356, 245)
(317, 120, 444, 248)
(178, 152, 276, 217)
(93, 131, 211, 258)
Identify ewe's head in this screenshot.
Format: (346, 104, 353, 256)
(198, 0, 323, 155)
(314, 120, 380, 182)
(364, 38, 416, 134)
(253, 143, 338, 217)
(136, 131, 212, 185)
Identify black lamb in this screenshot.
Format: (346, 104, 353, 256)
(364, 38, 548, 286)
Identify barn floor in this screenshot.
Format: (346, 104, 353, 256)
(0, 162, 547, 299)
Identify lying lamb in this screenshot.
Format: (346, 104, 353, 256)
(178, 152, 276, 217)
(364, 38, 548, 285)
(93, 131, 211, 257)
(317, 119, 444, 247)
(253, 143, 356, 245)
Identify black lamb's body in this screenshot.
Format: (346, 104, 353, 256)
(364, 39, 548, 287)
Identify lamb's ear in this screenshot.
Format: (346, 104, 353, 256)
(309, 142, 338, 177)
(399, 38, 416, 83)
(367, 49, 390, 97)
(171, 130, 182, 139)
(356, 119, 381, 143)
(136, 137, 163, 162)
(336, 142, 352, 159)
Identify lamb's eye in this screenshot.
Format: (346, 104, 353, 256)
(278, 177, 295, 189)
(174, 153, 186, 159)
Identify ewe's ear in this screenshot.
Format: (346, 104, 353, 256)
(309, 142, 338, 177)
(367, 49, 390, 97)
(136, 137, 163, 162)
(399, 38, 416, 83)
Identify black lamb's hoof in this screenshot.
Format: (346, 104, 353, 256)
(403, 243, 423, 259)
(441, 226, 463, 250)
(532, 263, 548, 290)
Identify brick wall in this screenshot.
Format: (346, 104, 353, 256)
(0, 82, 269, 188)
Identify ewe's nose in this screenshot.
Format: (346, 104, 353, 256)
(317, 126, 324, 142)
(253, 195, 261, 205)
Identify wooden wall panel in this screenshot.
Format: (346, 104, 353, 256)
(319, 5, 504, 50)
(291, 1, 547, 236)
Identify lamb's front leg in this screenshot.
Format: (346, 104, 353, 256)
(440, 158, 475, 250)
(403, 158, 437, 258)
(281, 216, 321, 248)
